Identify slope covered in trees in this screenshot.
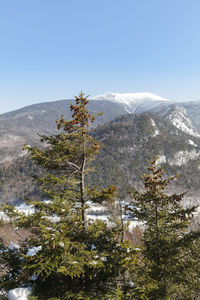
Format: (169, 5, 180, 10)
(2, 111, 200, 203)
(1, 95, 200, 299)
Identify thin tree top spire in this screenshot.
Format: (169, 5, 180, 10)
(142, 159, 175, 192)
(56, 92, 103, 133)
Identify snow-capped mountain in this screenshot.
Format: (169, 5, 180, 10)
(93, 92, 200, 138)
(1, 94, 200, 167)
(93, 92, 171, 113)
(154, 105, 200, 138)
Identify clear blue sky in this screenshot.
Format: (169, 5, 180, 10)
(1, 0, 200, 113)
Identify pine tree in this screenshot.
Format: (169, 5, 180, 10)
(128, 159, 200, 299)
(0, 93, 135, 299)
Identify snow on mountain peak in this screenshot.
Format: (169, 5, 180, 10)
(93, 92, 168, 105)
(92, 93, 200, 138)
(92, 92, 169, 113)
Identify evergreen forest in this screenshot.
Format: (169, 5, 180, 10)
(1, 94, 200, 299)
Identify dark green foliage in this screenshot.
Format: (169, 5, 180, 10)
(128, 159, 200, 299)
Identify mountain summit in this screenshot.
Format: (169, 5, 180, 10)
(93, 92, 170, 113)
(93, 92, 167, 102)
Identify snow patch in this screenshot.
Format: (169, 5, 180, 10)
(128, 220, 144, 230)
(154, 129, 160, 136)
(15, 203, 35, 215)
(151, 119, 156, 127)
(169, 150, 200, 166)
(9, 242, 20, 250)
(8, 287, 32, 300)
(157, 155, 166, 164)
(151, 119, 160, 136)
(188, 140, 197, 147)
(128, 281, 135, 287)
(27, 245, 42, 257)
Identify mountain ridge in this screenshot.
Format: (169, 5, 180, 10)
(1, 111, 200, 203)
(1, 94, 200, 203)
(1, 95, 200, 165)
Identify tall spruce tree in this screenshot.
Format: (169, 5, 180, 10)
(27, 92, 105, 228)
(0, 93, 136, 299)
(128, 159, 200, 299)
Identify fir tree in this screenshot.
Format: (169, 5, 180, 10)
(128, 159, 200, 299)
(26, 92, 105, 228)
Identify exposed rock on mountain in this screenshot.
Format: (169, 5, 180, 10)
(90, 113, 200, 198)
(150, 100, 200, 130)
(152, 105, 200, 137)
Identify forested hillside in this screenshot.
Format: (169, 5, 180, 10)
(1, 111, 200, 203)
(0, 99, 128, 165)
(1, 95, 200, 299)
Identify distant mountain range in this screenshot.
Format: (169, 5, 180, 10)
(1, 92, 200, 203)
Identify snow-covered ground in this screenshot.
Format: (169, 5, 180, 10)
(1, 200, 142, 300)
(0, 201, 142, 231)
(7, 287, 32, 300)
(2, 198, 198, 299)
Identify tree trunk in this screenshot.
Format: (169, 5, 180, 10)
(80, 142, 87, 228)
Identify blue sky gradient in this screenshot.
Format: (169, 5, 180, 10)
(1, 0, 200, 113)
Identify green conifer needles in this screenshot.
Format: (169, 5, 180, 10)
(128, 159, 200, 299)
